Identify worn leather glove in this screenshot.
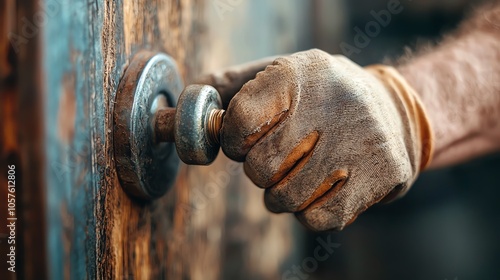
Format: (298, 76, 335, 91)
(199, 49, 433, 231)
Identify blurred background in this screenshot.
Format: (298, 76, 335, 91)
(200, 0, 500, 279)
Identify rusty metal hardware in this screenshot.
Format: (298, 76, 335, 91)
(113, 51, 183, 200)
(153, 84, 225, 166)
(113, 52, 225, 200)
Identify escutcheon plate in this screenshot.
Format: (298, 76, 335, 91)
(113, 51, 183, 200)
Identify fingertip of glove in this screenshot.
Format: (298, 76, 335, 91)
(220, 134, 247, 162)
(295, 210, 346, 232)
(219, 98, 254, 162)
(264, 189, 289, 213)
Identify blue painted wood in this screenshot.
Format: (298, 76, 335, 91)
(40, 0, 207, 278)
(43, 0, 101, 278)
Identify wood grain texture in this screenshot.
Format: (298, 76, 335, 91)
(17, 0, 300, 279)
(41, 0, 222, 279)
(97, 1, 217, 278)
(32, 0, 255, 277)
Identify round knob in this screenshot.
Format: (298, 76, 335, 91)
(174, 85, 224, 165)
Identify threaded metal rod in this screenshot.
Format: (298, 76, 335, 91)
(152, 107, 225, 145)
(207, 109, 225, 145)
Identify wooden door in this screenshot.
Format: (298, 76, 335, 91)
(2, 0, 219, 278)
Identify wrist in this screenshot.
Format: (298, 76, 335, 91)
(397, 60, 500, 168)
(365, 65, 434, 172)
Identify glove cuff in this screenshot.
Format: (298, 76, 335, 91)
(365, 65, 434, 171)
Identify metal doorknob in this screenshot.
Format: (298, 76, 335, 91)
(153, 84, 225, 165)
(113, 51, 226, 200)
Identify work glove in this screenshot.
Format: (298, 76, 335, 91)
(199, 49, 433, 231)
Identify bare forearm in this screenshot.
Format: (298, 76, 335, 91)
(397, 2, 500, 168)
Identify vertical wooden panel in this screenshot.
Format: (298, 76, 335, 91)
(0, 2, 21, 278)
(0, 1, 15, 279)
(96, 1, 214, 278)
(40, 0, 215, 278)
(0, 0, 50, 279)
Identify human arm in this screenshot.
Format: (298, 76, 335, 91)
(197, 2, 500, 231)
(396, 3, 500, 168)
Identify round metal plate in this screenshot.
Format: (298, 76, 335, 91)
(113, 51, 183, 200)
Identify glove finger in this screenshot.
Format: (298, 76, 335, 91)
(242, 115, 318, 189)
(262, 141, 349, 214)
(195, 56, 279, 108)
(295, 171, 399, 232)
(295, 177, 365, 232)
(221, 59, 299, 161)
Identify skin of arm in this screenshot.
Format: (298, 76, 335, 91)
(396, 2, 500, 168)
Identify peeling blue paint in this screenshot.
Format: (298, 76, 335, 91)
(43, 0, 103, 278)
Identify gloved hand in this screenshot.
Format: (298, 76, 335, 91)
(199, 49, 433, 231)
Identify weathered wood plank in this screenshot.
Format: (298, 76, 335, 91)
(10, 0, 49, 279)
(0, 96, 19, 280)
(95, 0, 213, 278)
(41, 0, 218, 278)
(1, 1, 21, 279)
